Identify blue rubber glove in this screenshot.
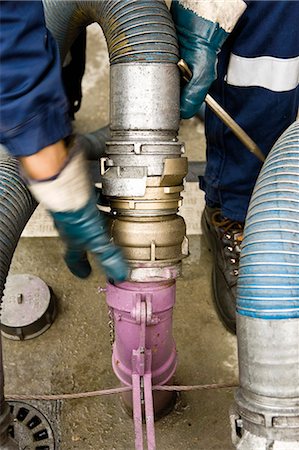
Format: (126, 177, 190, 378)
(171, 1, 229, 119)
(28, 146, 128, 282)
(51, 198, 128, 281)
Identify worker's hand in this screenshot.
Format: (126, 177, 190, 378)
(21, 140, 128, 282)
(171, 0, 246, 119)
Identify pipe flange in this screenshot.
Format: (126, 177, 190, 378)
(111, 208, 179, 217)
(234, 388, 299, 441)
(117, 185, 183, 201)
(101, 155, 188, 181)
(106, 140, 184, 155)
(110, 197, 183, 211)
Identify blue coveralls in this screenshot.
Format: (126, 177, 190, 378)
(201, 1, 299, 222)
(0, 1, 71, 157)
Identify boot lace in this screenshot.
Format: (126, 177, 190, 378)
(211, 210, 244, 278)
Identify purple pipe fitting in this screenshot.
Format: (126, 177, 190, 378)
(106, 280, 177, 442)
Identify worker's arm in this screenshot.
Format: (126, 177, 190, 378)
(170, 0, 247, 119)
(0, 1, 71, 157)
(22, 140, 128, 282)
(0, 1, 128, 282)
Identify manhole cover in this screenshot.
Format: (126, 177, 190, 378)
(8, 401, 56, 450)
(1, 274, 57, 340)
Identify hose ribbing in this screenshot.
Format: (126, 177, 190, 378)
(0, 156, 37, 412)
(43, 0, 179, 64)
(237, 121, 299, 319)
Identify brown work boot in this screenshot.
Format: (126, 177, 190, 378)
(201, 206, 244, 334)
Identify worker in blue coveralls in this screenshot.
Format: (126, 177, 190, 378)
(171, 0, 299, 333)
(0, 1, 128, 284)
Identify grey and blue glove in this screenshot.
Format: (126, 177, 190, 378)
(171, 0, 246, 119)
(51, 197, 128, 281)
(28, 144, 128, 282)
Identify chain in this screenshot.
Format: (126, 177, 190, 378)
(107, 307, 115, 348)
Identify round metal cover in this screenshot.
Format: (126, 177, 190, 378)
(8, 401, 56, 450)
(1, 274, 57, 340)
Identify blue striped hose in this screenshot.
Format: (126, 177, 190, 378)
(237, 121, 299, 319)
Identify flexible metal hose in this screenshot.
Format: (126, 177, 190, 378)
(43, 0, 178, 64)
(0, 155, 37, 442)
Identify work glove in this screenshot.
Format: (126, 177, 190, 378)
(28, 142, 128, 282)
(171, 0, 247, 119)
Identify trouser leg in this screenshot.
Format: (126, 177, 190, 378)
(201, 1, 299, 222)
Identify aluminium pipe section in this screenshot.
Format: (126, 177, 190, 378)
(231, 121, 299, 449)
(105, 62, 188, 281)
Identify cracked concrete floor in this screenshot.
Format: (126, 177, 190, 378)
(2, 24, 238, 450)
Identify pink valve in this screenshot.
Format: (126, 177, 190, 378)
(106, 280, 177, 450)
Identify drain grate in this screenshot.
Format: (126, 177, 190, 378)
(8, 401, 56, 449)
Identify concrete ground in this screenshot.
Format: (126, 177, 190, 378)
(2, 24, 238, 450)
